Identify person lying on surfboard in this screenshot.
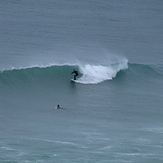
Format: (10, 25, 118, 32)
(57, 104, 61, 109)
(71, 69, 79, 80)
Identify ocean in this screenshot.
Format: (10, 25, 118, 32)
(0, 0, 163, 162)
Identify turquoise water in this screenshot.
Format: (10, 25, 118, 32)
(0, 0, 163, 162)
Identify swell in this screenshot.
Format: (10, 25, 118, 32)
(0, 62, 162, 85)
(127, 63, 163, 78)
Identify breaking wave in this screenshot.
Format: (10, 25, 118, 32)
(0, 59, 128, 84)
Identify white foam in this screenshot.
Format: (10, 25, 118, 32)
(1, 146, 13, 151)
(77, 60, 128, 84)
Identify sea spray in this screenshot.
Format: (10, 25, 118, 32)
(77, 60, 128, 84)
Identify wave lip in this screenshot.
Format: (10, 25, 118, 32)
(77, 60, 128, 84)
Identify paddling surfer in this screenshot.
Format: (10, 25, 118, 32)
(57, 104, 61, 109)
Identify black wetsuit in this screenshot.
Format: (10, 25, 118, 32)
(71, 70, 79, 80)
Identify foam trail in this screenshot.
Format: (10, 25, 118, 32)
(77, 60, 128, 84)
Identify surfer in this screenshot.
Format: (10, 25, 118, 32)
(71, 69, 79, 80)
(57, 104, 61, 109)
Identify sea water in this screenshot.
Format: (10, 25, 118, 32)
(0, 0, 163, 162)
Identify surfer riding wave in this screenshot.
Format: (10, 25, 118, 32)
(71, 69, 79, 80)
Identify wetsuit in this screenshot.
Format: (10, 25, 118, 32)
(71, 70, 79, 80)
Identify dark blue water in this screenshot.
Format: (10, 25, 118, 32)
(0, 0, 163, 162)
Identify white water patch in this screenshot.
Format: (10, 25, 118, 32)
(77, 60, 128, 84)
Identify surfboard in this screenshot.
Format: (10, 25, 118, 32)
(71, 79, 76, 82)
